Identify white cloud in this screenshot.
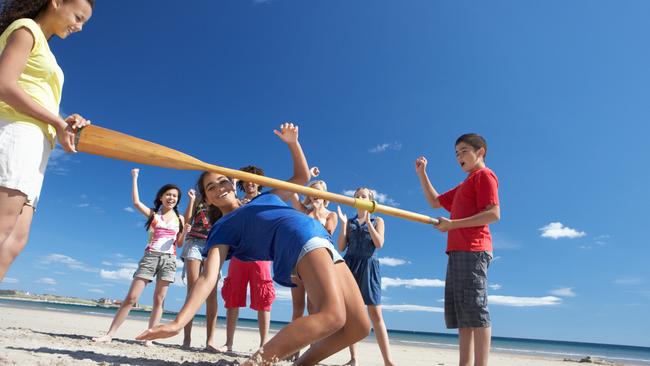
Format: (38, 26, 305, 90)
(36, 277, 57, 285)
(539, 222, 586, 239)
(124, 207, 135, 213)
(550, 287, 576, 297)
(382, 304, 444, 313)
(368, 142, 402, 154)
(489, 283, 502, 290)
(378, 257, 410, 267)
(175, 258, 184, 269)
(40, 254, 97, 273)
(100, 268, 135, 282)
(77, 203, 90, 208)
(88, 289, 104, 294)
(342, 189, 399, 206)
(1, 277, 18, 284)
(489, 295, 562, 307)
(117, 262, 138, 269)
(101, 261, 112, 266)
(382, 277, 445, 290)
(613, 277, 643, 286)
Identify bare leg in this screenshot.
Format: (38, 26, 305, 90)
(288, 278, 306, 361)
(145, 279, 171, 345)
(0, 188, 31, 281)
(182, 259, 202, 348)
(93, 278, 148, 342)
(205, 281, 219, 350)
(368, 305, 394, 366)
(473, 327, 491, 366)
(290, 280, 306, 321)
(257, 310, 271, 347)
(345, 343, 358, 366)
(243, 249, 370, 366)
(219, 307, 238, 352)
(458, 328, 474, 366)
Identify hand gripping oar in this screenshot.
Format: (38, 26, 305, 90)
(75, 125, 439, 225)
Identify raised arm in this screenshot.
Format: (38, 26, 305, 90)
(136, 245, 228, 341)
(336, 206, 349, 252)
(0, 28, 89, 152)
(289, 193, 308, 213)
(415, 156, 442, 209)
(271, 123, 310, 201)
(131, 169, 152, 217)
(183, 189, 197, 224)
(365, 213, 385, 249)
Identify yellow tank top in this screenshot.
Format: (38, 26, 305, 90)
(0, 18, 64, 147)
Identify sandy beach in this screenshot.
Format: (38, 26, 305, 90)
(0, 305, 610, 366)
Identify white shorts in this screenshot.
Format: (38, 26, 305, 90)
(0, 119, 52, 208)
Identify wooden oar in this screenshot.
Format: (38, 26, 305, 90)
(75, 125, 439, 225)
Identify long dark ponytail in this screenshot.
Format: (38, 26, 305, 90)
(144, 184, 182, 230)
(0, 0, 96, 35)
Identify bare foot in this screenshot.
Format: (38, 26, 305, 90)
(144, 340, 154, 347)
(342, 359, 358, 366)
(205, 344, 221, 353)
(181, 341, 191, 350)
(92, 334, 113, 343)
(214, 343, 232, 353)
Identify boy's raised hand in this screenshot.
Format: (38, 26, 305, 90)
(131, 168, 139, 178)
(187, 189, 196, 200)
(273, 122, 299, 144)
(415, 156, 428, 175)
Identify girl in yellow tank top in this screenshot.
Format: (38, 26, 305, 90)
(0, 0, 95, 282)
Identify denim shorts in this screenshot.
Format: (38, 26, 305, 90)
(296, 236, 344, 265)
(181, 237, 207, 261)
(445, 251, 492, 329)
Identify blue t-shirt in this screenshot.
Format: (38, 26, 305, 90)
(204, 192, 331, 287)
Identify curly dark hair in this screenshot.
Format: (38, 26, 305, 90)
(0, 0, 95, 35)
(237, 165, 265, 193)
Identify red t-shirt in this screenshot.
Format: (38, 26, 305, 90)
(438, 167, 499, 252)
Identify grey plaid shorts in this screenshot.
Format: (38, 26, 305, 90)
(134, 251, 177, 283)
(444, 251, 492, 329)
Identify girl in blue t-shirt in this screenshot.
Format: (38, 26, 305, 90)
(137, 123, 371, 366)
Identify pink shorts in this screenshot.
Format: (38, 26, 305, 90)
(221, 257, 276, 311)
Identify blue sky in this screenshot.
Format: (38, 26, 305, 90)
(1, 0, 649, 347)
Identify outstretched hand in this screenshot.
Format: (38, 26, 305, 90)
(131, 168, 139, 178)
(135, 323, 181, 341)
(273, 122, 299, 144)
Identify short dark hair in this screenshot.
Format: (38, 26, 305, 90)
(237, 165, 264, 193)
(456, 133, 487, 159)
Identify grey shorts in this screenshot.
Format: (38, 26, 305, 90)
(445, 251, 492, 329)
(296, 237, 344, 265)
(181, 237, 206, 262)
(134, 251, 177, 283)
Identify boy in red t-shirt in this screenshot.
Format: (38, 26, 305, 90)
(415, 133, 500, 366)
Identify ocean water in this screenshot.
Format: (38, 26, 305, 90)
(2, 298, 649, 365)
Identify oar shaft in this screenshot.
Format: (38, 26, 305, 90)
(198, 162, 439, 225)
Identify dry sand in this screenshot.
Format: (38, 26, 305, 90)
(0, 305, 602, 365)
